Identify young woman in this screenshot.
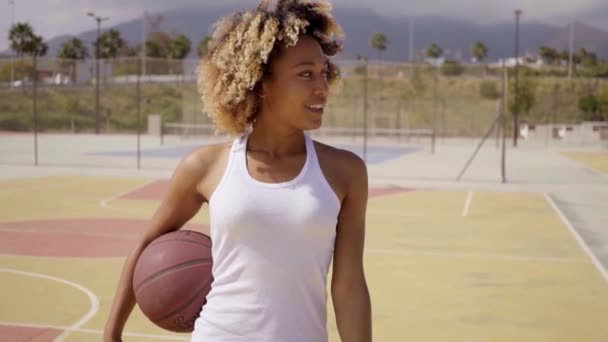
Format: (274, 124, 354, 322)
(104, 1, 372, 341)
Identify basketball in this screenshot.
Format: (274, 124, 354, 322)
(132, 229, 213, 333)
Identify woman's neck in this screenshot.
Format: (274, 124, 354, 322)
(247, 119, 306, 158)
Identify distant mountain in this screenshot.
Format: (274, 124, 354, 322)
(544, 21, 608, 54)
(39, 5, 608, 62)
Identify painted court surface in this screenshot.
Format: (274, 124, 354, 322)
(1, 170, 608, 341)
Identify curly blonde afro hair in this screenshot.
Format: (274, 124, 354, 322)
(197, 0, 344, 135)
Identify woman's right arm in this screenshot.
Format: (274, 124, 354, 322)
(103, 152, 208, 341)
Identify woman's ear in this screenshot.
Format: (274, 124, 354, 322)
(258, 81, 269, 99)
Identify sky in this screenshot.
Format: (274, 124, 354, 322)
(2, 0, 608, 51)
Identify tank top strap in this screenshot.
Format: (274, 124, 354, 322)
(304, 132, 319, 174)
(232, 132, 249, 153)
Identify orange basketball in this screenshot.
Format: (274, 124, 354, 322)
(132, 230, 213, 332)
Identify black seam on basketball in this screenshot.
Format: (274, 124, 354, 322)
(155, 277, 214, 322)
(150, 238, 211, 249)
(134, 258, 212, 293)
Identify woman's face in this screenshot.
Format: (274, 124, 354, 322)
(259, 34, 330, 131)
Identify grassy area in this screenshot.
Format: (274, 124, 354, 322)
(1, 65, 605, 137)
(0, 83, 185, 133)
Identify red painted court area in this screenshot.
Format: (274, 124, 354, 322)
(0, 218, 207, 257)
(0, 179, 412, 259)
(0, 325, 62, 342)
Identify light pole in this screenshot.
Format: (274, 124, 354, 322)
(87, 11, 109, 134)
(142, 10, 148, 77)
(568, 22, 574, 80)
(513, 9, 522, 147)
(408, 16, 415, 63)
(9, 0, 15, 87)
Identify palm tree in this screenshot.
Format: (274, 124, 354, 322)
(197, 36, 212, 58)
(145, 40, 166, 58)
(58, 37, 88, 60)
(168, 35, 191, 60)
(24, 34, 47, 59)
(370, 32, 388, 62)
(97, 29, 126, 83)
(539, 46, 558, 65)
(472, 41, 488, 63)
(577, 48, 598, 67)
(58, 37, 88, 83)
(8, 22, 45, 86)
(472, 41, 488, 76)
(9, 22, 35, 58)
(145, 30, 172, 58)
(98, 29, 125, 59)
(426, 43, 443, 59)
(167, 35, 192, 79)
(27, 34, 47, 86)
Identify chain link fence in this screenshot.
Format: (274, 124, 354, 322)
(1, 55, 606, 171)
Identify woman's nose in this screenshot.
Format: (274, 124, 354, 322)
(313, 76, 329, 99)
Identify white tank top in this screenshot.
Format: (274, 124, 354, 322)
(192, 132, 341, 342)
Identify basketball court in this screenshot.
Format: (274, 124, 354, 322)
(1, 134, 608, 341)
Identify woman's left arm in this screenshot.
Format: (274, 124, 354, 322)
(331, 153, 372, 342)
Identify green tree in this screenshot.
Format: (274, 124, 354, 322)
(97, 29, 125, 59)
(145, 31, 172, 58)
(472, 41, 488, 63)
(168, 35, 191, 60)
(599, 86, 608, 119)
(7, 22, 41, 83)
(508, 71, 537, 118)
(9, 22, 35, 58)
(58, 37, 88, 60)
(426, 43, 443, 59)
(145, 40, 165, 58)
(578, 94, 603, 121)
(370, 33, 388, 62)
(539, 46, 558, 65)
(197, 36, 212, 58)
(58, 37, 88, 83)
(577, 48, 598, 68)
(28, 34, 47, 57)
(9, 22, 46, 81)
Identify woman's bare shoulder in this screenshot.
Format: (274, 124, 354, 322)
(172, 141, 233, 194)
(313, 140, 367, 200)
(314, 140, 367, 177)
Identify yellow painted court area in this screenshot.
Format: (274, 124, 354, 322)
(561, 151, 608, 174)
(1, 176, 608, 341)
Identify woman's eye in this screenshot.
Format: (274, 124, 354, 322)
(299, 71, 328, 79)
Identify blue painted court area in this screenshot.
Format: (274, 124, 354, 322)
(91, 143, 420, 164)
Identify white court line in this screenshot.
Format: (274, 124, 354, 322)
(462, 190, 473, 217)
(99, 179, 159, 213)
(544, 193, 608, 284)
(0, 268, 100, 341)
(0, 321, 189, 341)
(365, 248, 585, 263)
